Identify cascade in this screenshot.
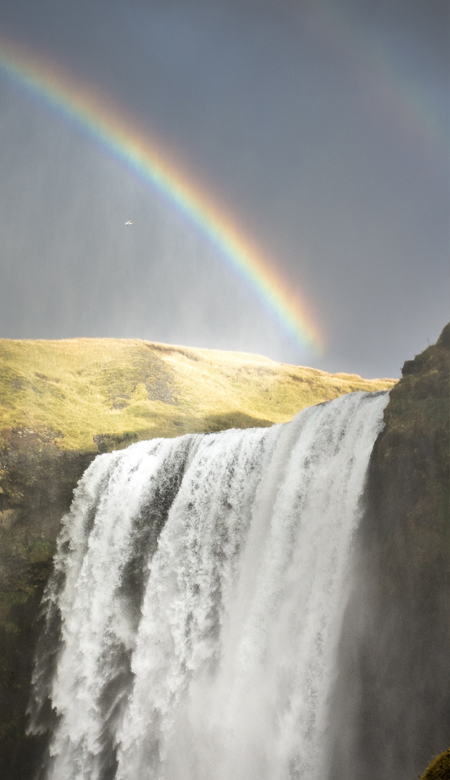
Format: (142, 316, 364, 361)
(28, 390, 388, 780)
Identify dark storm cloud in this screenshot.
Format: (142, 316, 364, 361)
(0, 0, 448, 376)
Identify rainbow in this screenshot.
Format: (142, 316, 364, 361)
(0, 37, 322, 354)
(307, 0, 446, 160)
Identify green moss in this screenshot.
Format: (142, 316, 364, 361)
(0, 593, 28, 625)
(420, 749, 450, 780)
(25, 539, 55, 564)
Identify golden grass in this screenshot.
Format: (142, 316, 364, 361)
(0, 338, 396, 452)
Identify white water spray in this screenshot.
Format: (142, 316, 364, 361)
(28, 391, 388, 780)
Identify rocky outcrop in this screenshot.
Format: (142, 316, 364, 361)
(0, 431, 93, 778)
(420, 749, 450, 780)
(330, 324, 449, 780)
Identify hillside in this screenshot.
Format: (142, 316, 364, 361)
(0, 338, 395, 451)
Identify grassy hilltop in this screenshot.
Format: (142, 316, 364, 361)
(0, 337, 395, 452)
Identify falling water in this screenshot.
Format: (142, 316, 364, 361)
(28, 390, 389, 780)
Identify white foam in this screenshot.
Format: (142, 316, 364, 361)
(29, 391, 388, 780)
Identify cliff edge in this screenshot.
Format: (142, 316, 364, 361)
(330, 324, 450, 780)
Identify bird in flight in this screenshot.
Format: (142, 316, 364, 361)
(125, 220, 133, 226)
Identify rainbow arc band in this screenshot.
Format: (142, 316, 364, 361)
(0, 37, 323, 354)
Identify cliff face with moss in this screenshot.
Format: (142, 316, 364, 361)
(0, 338, 395, 778)
(330, 324, 450, 780)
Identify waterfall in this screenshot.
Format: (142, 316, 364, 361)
(28, 390, 388, 780)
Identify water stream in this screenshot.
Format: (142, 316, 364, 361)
(28, 390, 388, 780)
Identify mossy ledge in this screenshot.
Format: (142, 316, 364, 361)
(420, 749, 450, 780)
(0, 336, 397, 778)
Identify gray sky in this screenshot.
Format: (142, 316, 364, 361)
(0, 0, 448, 377)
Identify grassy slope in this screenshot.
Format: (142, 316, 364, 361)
(0, 338, 395, 452)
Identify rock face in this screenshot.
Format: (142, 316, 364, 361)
(329, 324, 450, 780)
(0, 434, 93, 778)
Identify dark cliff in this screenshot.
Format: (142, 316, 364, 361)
(330, 324, 450, 780)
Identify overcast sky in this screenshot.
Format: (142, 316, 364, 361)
(0, 0, 448, 377)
